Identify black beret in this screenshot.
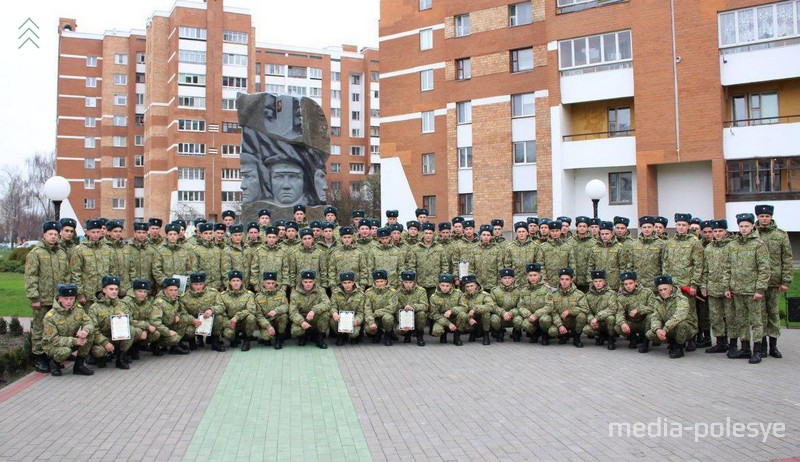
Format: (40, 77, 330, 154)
(575, 216, 590, 225)
(198, 223, 213, 232)
(309, 221, 322, 229)
(57, 283, 78, 297)
(438, 222, 451, 230)
(655, 216, 668, 226)
(674, 213, 692, 224)
(690, 217, 702, 225)
(293, 205, 306, 213)
(165, 223, 180, 233)
(300, 270, 317, 280)
(162, 277, 180, 288)
(700, 220, 712, 229)
(755, 204, 774, 216)
(59, 218, 77, 229)
(461, 274, 478, 284)
(258, 208, 271, 218)
(401, 270, 416, 281)
(321, 221, 335, 230)
(262, 271, 278, 281)
(415, 208, 429, 217)
(132, 279, 152, 291)
(736, 213, 755, 224)
(490, 219, 504, 228)
(526, 263, 542, 273)
(339, 226, 354, 236)
(478, 224, 492, 234)
(599, 221, 614, 231)
(499, 268, 514, 278)
(438, 273, 454, 284)
(229, 224, 244, 234)
(352, 210, 365, 218)
(526, 217, 538, 224)
(558, 268, 574, 278)
(620, 271, 638, 281)
(639, 216, 655, 226)
(557, 216, 572, 225)
(712, 219, 728, 229)
(514, 221, 528, 231)
(338, 271, 355, 282)
(372, 269, 388, 280)
(589, 218, 601, 226)
(299, 228, 313, 237)
(247, 222, 260, 231)
(275, 220, 286, 227)
(550, 220, 563, 229)
(193, 217, 207, 226)
(323, 206, 337, 215)
(172, 219, 187, 229)
(222, 210, 236, 219)
(451, 216, 465, 224)
(462, 220, 475, 228)
(377, 227, 390, 238)
(101, 275, 121, 287)
(42, 221, 60, 233)
(189, 272, 206, 283)
(264, 226, 278, 236)
(105, 220, 123, 231)
(227, 270, 243, 281)
(214, 223, 227, 231)
(386, 210, 399, 218)
(85, 219, 102, 230)
(286, 221, 299, 230)
(654, 275, 673, 286)
(390, 223, 404, 232)
(613, 216, 630, 227)
(590, 270, 606, 280)
(133, 222, 149, 231)
(421, 222, 436, 231)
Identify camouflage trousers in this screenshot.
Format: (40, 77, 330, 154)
(460, 312, 501, 333)
(431, 312, 466, 337)
(708, 295, 734, 339)
(31, 305, 50, 355)
(585, 313, 617, 337)
(558, 313, 588, 338)
(257, 314, 289, 341)
(366, 309, 398, 335)
(136, 328, 162, 346)
(613, 316, 650, 338)
(696, 297, 710, 331)
(645, 321, 693, 344)
(765, 287, 782, 338)
(732, 294, 765, 341)
(222, 313, 257, 342)
(45, 339, 92, 362)
(290, 313, 331, 338)
(91, 327, 142, 357)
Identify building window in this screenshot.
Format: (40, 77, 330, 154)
(559, 30, 632, 72)
(308, 67, 322, 79)
(265, 64, 285, 76)
(371, 108, 380, 117)
(351, 128, 362, 137)
(608, 107, 633, 135)
(458, 147, 473, 169)
(351, 146, 364, 156)
(135, 135, 144, 146)
(265, 84, 285, 94)
(513, 191, 537, 214)
(420, 0, 432, 10)
(84, 199, 95, 210)
(423, 195, 437, 217)
(330, 181, 342, 194)
(84, 137, 95, 149)
(114, 94, 127, 106)
(179, 50, 207, 64)
(221, 191, 242, 202)
(222, 121, 240, 133)
(221, 145, 241, 156)
(513, 141, 537, 164)
(373, 90, 380, 99)
(459, 193, 473, 215)
(509, 2, 533, 26)
(457, 101, 472, 124)
(223, 30, 248, 44)
(331, 108, 341, 118)
(85, 77, 97, 88)
(178, 167, 205, 180)
(331, 90, 341, 100)
(177, 143, 206, 156)
(113, 157, 127, 168)
(112, 198, 126, 209)
(331, 126, 341, 136)
(330, 163, 341, 173)
(135, 115, 144, 126)
(512, 93, 535, 117)
(370, 164, 381, 175)
(370, 126, 380, 137)
(86, 56, 97, 67)
(370, 145, 380, 155)
(177, 191, 205, 202)
(179, 26, 207, 40)
(114, 74, 127, 85)
(510, 48, 534, 72)
(135, 73, 145, 83)
(350, 163, 365, 174)
(179, 73, 206, 86)
(422, 153, 436, 175)
(719, 2, 800, 48)
(420, 69, 434, 91)
(85, 117, 96, 128)
(84, 158, 96, 169)
(352, 111, 361, 120)
(114, 54, 128, 65)
(288, 66, 307, 78)
(134, 177, 144, 188)
(732, 92, 779, 126)
(222, 53, 248, 66)
(85, 97, 97, 108)
(134, 197, 144, 208)
(221, 168, 240, 180)
(136, 52, 145, 64)
(309, 87, 322, 98)
(84, 179, 95, 190)
(422, 111, 435, 133)
(134, 155, 144, 166)
(608, 172, 633, 205)
(420, 28, 433, 50)
(136, 93, 144, 105)
(222, 98, 237, 110)
(370, 71, 380, 82)
(178, 119, 206, 132)
(352, 93, 360, 102)
(222, 76, 247, 89)
(351, 74, 362, 85)
(455, 14, 470, 37)
(727, 157, 800, 196)
(288, 86, 307, 96)
(113, 115, 127, 127)
(112, 178, 127, 189)
(456, 58, 471, 80)
(331, 145, 341, 155)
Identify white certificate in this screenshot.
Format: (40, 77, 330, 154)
(196, 314, 214, 337)
(173, 274, 188, 295)
(338, 311, 355, 333)
(458, 261, 470, 279)
(398, 310, 415, 331)
(110, 314, 131, 341)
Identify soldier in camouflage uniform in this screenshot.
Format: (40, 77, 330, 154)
(25, 221, 71, 373)
(180, 272, 224, 352)
(369, 227, 406, 288)
(146, 218, 164, 247)
(588, 221, 630, 291)
(389, 223, 405, 250)
(222, 224, 248, 288)
(243, 223, 264, 292)
(612, 216, 635, 259)
(282, 221, 301, 251)
(464, 225, 511, 291)
(490, 268, 523, 342)
(105, 221, 131, 295)
(58, 218, 79, 262)
(700, 219, 733, 354)
(191, 223, 224, 291)
(250, 227, 291, 293)
(537, 219, 551, 244)
(364, 270, 400, 346)
(449, 220, 478, 276)
(289, 228, 328, 290)
(429, 274, 466, 346)
(214, 223, 228, 249)
(451, 216, 465, 240)
(436, 222, 458, 272)
(149, 278, 187, 354)
(491, 219, 506, 245)
(218, 270, 257, 352)
(42, 284, 94, 376)
(589, 218, 601, 238)
(630, 216, 664, 292)
(122, 279, 162, 358)
(585, 270, 619, 350)
(292, 205, 309, 229)
(518, 263, 555, 345)
(254, 271, 290, 349)
(354, 220, 376, 251)
(403, 221, 421, 248)
(330, 272, 366, 346)
(550, 268, 589, 348)
(654, 216, 669, 240)
(153, 223, 195, 290)
(396, 270, 428, 346)
(88, 276, 141, 369)
(616, 271, 657, 353)
(507, 222, 543, 288)
(661, 213, 703, 352)
(289, 270, 330, 348)
(540, 221, 576, 286)
(572, 216, 596, 293)
(728, 213, 770, 364)
(558, 216, 574, 243)
(71, 219, 116, 306)
(755, 204, 793, 359)
(406, 223, 450, 297)
(126, 222, 155, 292)
(647, 275, 697, 359)
(326, 226, 368, 288)
(460, 274, 500, 345)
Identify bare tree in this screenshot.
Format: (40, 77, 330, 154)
(25, 151, 56, 217)
(0, 169, 30, 245)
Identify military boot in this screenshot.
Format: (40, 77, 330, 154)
(229, 333, 240, 348)
(540, 333, 550, 346)
(152, 345, 164, 356)
(35, 354, 51, 373)
(496, 328, 506, 343)
(685, 338, 697, 352)
(726, 338, 741, 358)
(628, 332, 638, 349)
(298, 331, 308, 346)
(572, 331, 583, 348)
(316, 332, 328, 349)
(768, 337, 782, 358)
(49, 357, 62, 377)
(511, 329, 522, 342)
(275, 334, 284, 350)
(558, 334, 568, 345)
(439, 332, 448, 344)
(403, 332, 412, 344)
(482, 331, 491, 345)
(595, 332, 606, 346)
(241, 333, 251, 352)
(638, 337, 650, 353)
(669, 342, 685, 359)
(95, 354, 107, 368)
(749, 342, 763, 364)
(335, 334, 346, 346)
(115, 350, 130, 370)
(530, 329, 540, 343)
(698, 330, 712, 348)
(128, 345, 141, 360)
(452, 331, 463, 346)
(73, 356, 94, 376)
(195, 335, 205, 349)
(759, 336, 768, 359)
(416, 329, 425, 346)
(607, 335, 616, 351)
(169, 344, 189, 355)
(705, 336, 728, 353)
(211, 335, 227, 352)
(384, 330, 393, 346)
(468, 331, 477, 343)
(733, 340, 752, 359)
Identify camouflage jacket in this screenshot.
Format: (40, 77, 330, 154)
(550, 284, 590, 328)
(289, 245, 329, 288)
(540, 237, 576, 287)
(326, 244, 369, 289)
(615, 285, 656, 325)
(662, 233, 704, 288)
(289, 286, 330, 325)
(70, 239, 116, 302)
(728, 230, 770, 295)
(571, 234, 597, 286)
(490, 284, 523, 315)
(181, 287, 223, 319)
(191, 240, 224, 291)
(106, 238, 131, 294)
(429, 287, 465, 327)
(369, 243, 406, 288)
(758, 221, 794, 287)
(121, 294, 155, 331)
(25, 241, 70, 305)
(153, 242, 194, 287)
(43, 302, 94, 350)
(125, 240, 155, 287)
(588, 238, 630, 290)
(397, 284, 429, 314)
(464, 241, 512, 290)
(222, 242, 249, 289)
(651, 288, 695, 333)
(461, 289, 499, 317)
(88, 296, 130, 347)
(630, 234, 664, 291)
(518, 281, 554, 319)
(151, 292, 183, 335)
(254, 288, 290, 323)
(585, 285, 618, 320)
(364, 286, 400, 325)
(250, 245, 291, 290)
(701, 235, 732, 297)
(330, 286, 366, 326)
(216, 288, 256, 320)
(507, 239, 543, 287)
(405, 241, 450, 289)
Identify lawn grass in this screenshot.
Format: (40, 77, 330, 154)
(0, 273, 31, 318)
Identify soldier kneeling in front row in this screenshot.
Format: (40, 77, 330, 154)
(365, 270, 400, 346)
(43, 284, 94, 376)
(254, 271, 290, 349)
(647, 275, 698, 359)
(290, 270, 330, 349)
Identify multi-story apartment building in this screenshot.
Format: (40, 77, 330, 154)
(378, 0, 800, 245)
(55, 0, 378, 233)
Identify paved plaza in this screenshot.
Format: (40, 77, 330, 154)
(0, 330, 799, 461)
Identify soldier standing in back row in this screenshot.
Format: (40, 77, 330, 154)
(700, 219, 733, 354)
(755, 204, 792, 359)
(661, 213, 703, 352)
(630, 216, 664, 292)
(71, 219, 116, 306)
(540, 221, 576, 287)
(571, 216, 596, 293)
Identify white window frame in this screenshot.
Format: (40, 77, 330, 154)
(86, 56, 98, 67)
(510, 48, 534, 73)
(457, 101, 472, 124)
(458, 147, 473, 169)
(112, 136, 127, 147)
(513, 140, 537, 164)
(511, 93, 535, 117)
(113, 115, 127, 127)
(422, 153, 436, 175)
(134, 155, 144, 167)
(221, 168, 241, 180)
(84, 158, 96, 169)
(558, 30, 632, 72)
(330, 163, 342, 173)
(178, 119, 206, 132)
(456, 58, 472, 80)
(422, 195, 437, 217)
(420, 28, 433, 50)
(349, 162, 366, 174)
(134, 135, 144, 146)
(114, 94, 128, 106)
(114, 74, 128, 85)
(112, 156, 127, 168)
(85, 97, 97, 108)
(421, 111, 435, 133)
(84, 199, 96, 210)
(114, 54, 128, 65)
(420, 69, 434, 91)
(112, 178, 127, 189)
(351, 146, 364, 156)
(178, 167, 205, 180)
(264, 64, 285, 76)
(509, 2, 533, 27)
(85, 117, 96, 128)
(84, 178, 95, 190)
(331, 145, 341, 155)
(84, 137, 96, 149)
(309, 67, 323, 79)
(85, 77, 97, 88)
(179, 26, 207, 40)
(222, 98, 236, 110)
(718, 1, 800, 48)
(222, 30, 248, 44)
(331, 71, 341, 81)
(420, 0, 432, 11)
(455, 14, 470, 37)
(179, 50, 207, 64)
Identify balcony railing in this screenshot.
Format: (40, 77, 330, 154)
(556, 0, 628, 15)
(723, 114, 800, 128)
(563, 129, 635, 142)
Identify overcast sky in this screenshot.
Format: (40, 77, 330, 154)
(0, 0, 379, 169)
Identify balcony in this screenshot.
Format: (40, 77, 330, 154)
(560, 65, 634, 104)
(723, 115, 800, 159)
(720, 41, 800, 86)
(561, 131, 636, 170)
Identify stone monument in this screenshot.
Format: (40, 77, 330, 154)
(236, 92, 330, 223)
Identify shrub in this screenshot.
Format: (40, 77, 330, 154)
(8, 317, 23, 336)
(8, 247, 33, 262)
(0, 318, 7, 335)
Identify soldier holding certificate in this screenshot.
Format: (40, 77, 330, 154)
(254, 272, 290, 349)
(364, 270, 400, 346)
(88, 276, 142, 369)
(181, 272, 225, 352)
(396, 271, 428, 346)
(330, 272, 365, 346)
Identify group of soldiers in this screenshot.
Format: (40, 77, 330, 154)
(24, 202, 792, 376)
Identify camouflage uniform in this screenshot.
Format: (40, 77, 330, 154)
(585, 284, 619, 338)
(326, 244, 369, 289)
(243, 238, 264, 290)
(151, 292, 185, 347)
(222, 242, 249, 289)
(464, 242, 512, 291)
(615, 286, 656, 340)
(507, 239, 543, 288)
(490, 283, 523, 332)
(550, 284, 590, 341)
(364, 286, 400, 335)
(126, 241, 155, 290)
(460, 288, 500, 335)
(662, 233, 704, 327)
(88, 296, 141, 358)
(43, 302, 94, 362)
(757, 220, 793, 338)
(540, 238, 576, 287)
(329, 286, 365, 339)
(728, 230, 769, 342)
(289, 245, 328, 289)
(191, 240, 224, 291)
(254, 288, 290, 342)
(429, 287, 466, 337)
(70, 239, 115, 303)
(250, 245, 291, 291)
(572, 234, 597, 290)
(701, 235, 733, 339)
(153, 242, 194, 290)
(406, 241, 450, 293)
(289, 286, 331, 338)
(106, 238, 131, 294)
(181, 288, 223, 338)
(518, 280, 555, 339)
(588, 239, 630, 291)
(646, 288, 696, 346)
(630, 235, 664, 292)
(217, 288, 257, 343)
(369, 243, 406, 288)
(122, 294, 162, 347)
(396, 284, 429, 333)
(25, 241, 70, 356)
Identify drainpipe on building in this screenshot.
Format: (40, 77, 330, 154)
(670, 0, 681, 162)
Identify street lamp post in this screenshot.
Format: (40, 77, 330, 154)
(43, 176, 71, 221)
(585, 179, 606, 220)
